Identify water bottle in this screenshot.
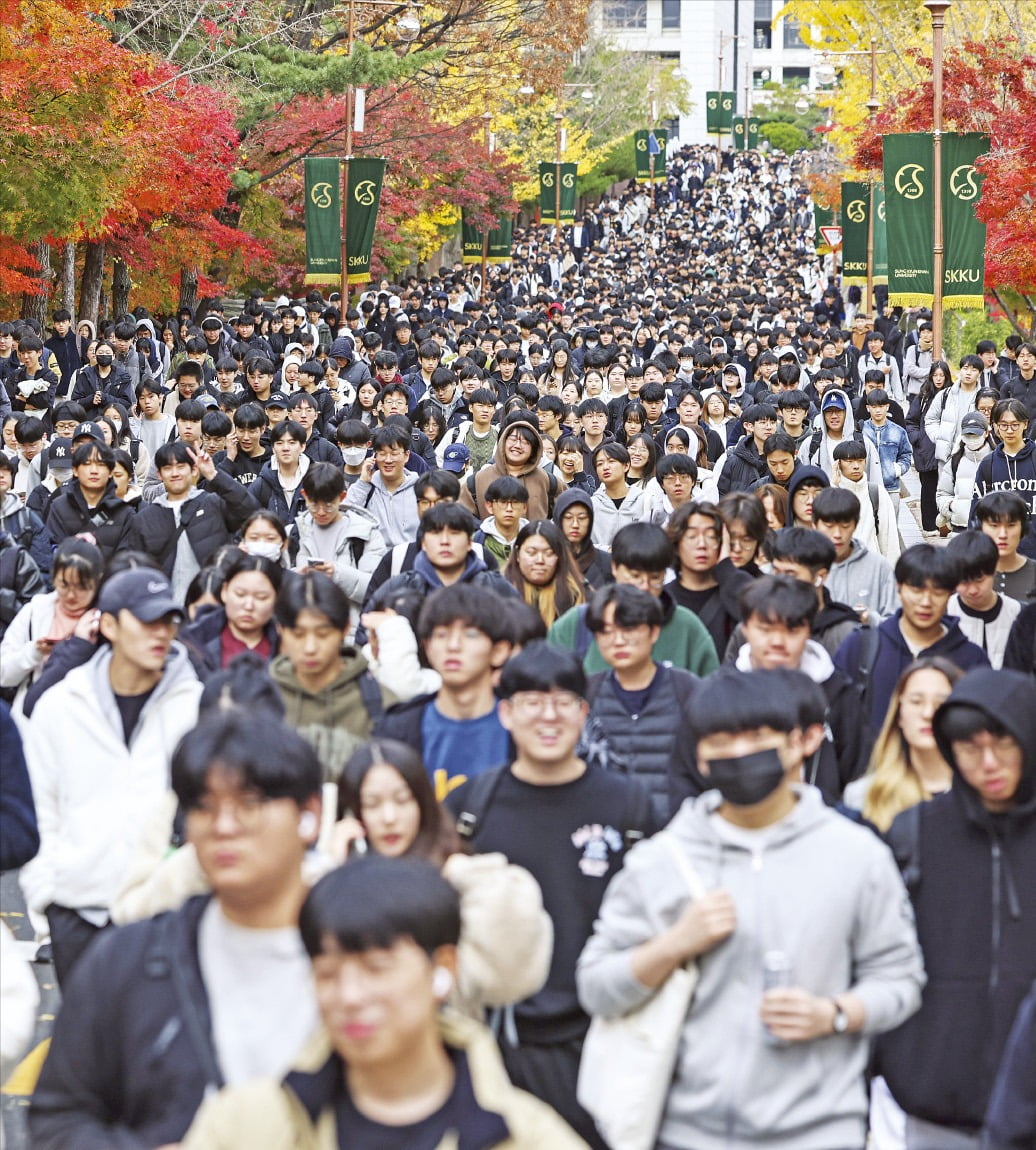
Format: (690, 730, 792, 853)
(762, 950, 793, 1046)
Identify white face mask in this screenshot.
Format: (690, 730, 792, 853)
(342, 446, 367, 466)
(241, 540, 282, 561)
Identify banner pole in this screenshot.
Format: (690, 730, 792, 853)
(926, 1, 952, 356)
(339, 1, 356, 307)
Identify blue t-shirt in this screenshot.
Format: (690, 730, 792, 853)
(420, 700, 510, 802)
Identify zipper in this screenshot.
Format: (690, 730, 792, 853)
(989, 839, 1001, 995)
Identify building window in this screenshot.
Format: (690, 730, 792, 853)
(754, 0, 772, 18)
(783, 67, 810, 88)
(661, 0, 680, 29)
(753, 68, 772, 88)
(600, 0, 647, 29)
(783, 16, 806, 49)
(754, 24, 771, 49)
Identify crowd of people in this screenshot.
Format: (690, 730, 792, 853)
(1, 141, 1034, 1150)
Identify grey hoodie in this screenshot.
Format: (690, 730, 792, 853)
(825, 538, 900, 623)
(577, 785, 924, 1150)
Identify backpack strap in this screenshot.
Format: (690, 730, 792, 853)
(348, 536, 365, 566)
(357, 671, 384, 724)
(855, 624, 880, 715)
(572, 605, 595, 661)
(455, 765, 508, 844)
(867, 482, 881, 533)
(622, 778, 654, 851)
(147, 910, 224, 1092)
(886, 801, 922, 895)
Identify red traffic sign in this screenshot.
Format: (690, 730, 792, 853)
(819, 226, 842, 249)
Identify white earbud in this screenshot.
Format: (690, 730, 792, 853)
(298, 811, 318, 839)
(432, 967, 453, 998)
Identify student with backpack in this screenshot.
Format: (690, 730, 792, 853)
(293, 462, 386, 631)
(374, 584, 515, 800)
(446, 643, 656, 1149)
(834, 544, 990, 736)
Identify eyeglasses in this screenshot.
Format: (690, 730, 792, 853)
(996, 422, 1023, 432)
(306, 499, 340, 511)
(188, 792, 272, 831)
(594, 622, 651, 641)
(508, 691, 584, 717)
(374, 449, 406, 460)
(952, 735, 1019, 766)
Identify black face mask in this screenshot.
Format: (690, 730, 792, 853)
(95, 354, 113, 367)
(705, 748, 786, 807)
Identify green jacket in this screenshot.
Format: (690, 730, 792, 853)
(547, 592, 719, 677)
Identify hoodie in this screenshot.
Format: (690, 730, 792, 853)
(551, 487, 612, 590)
(785, 465, 830, 525)
(798, 388, 881, 485)
(268, 651, 393, 783)
(578, 785, 925, 1150)
(460, 418, 563, 521)
(834, 609, 991, 734)
(832, 469, 901, 565)
(825, 538, 900, 624)
(971, 440, 1036, 526)
(879, 669, 1036, 1135)
(734, 640, 868, 799)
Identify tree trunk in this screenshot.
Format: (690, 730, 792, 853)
(112, 257, 131, 319)
(60, 242, 77, 316)
(79, 240, 106, 328)
(179, 267, 199, 317)
(991, 288, 1034, 340)
(20, 241, 51, 327)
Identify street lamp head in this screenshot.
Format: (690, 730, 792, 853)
(580, 88, 594, 102)
(518, 83, 535, 96)
(795, 97, 809, 114)
(396, 11, 421, 42)
(923, 0, 953, 16)
(814, 62, 836, 85)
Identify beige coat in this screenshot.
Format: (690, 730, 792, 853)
(182, 1011, 587, 1149)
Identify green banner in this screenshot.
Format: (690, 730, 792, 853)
(942, 132, 988, 310)
(705, 91, 735, 134)
(813, 203, 841, 254)
(539, 162, 577, 224)
(733, 117, 759, 150)
(303, 157, 341, 284)
(461, 212, 514, 265)
(841, 180, 869, 286)
(634, 129, 668, 182)
(883, 132, 933, 307)
(345, 156, 386, 285)
(874, 182, 887, 285)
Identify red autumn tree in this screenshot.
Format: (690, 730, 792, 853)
(235, 84, 521, 291)
(851, 39, 1036, 296)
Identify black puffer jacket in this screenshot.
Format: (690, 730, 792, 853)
(879, 669, 1036, 1135)
(127, 469, 258, 573)
(45, 479, 136, 562)
(716, 434, 766, 495)
(582, 664, 700, 824)
(905, 390, 940, 473)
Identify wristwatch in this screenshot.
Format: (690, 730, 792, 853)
(830, 999, 849, 1035)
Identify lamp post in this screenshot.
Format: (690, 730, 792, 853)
(480, 111, 493, 302)
(717, 31, 743, 149)
(925, 0, 952, 359)
(337, 0, 422, 307)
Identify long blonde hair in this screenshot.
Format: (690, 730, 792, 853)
(862, 657, 962, 831)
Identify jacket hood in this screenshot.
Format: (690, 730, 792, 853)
(812, 387, 856, 438)
(734, 638, 834, 684)
(553, 485, 595, 528)
(933, 667, 1036, 818)
(491, 417, 542, 475)
(135, 318, 157, 340)
(786, 464, 830, 506)
(0, 492, 22, 518)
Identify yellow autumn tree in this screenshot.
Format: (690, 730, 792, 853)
(783, 0, 1036, 161)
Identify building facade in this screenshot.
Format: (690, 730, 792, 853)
(588, 0, 824, 145)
